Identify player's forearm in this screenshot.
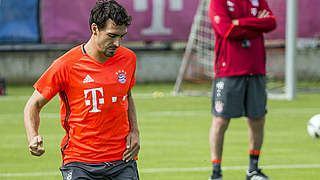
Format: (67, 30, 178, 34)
(238, 17, 277, 32)
(127, 92, 139, 133)
(227, 25, 262, 40)
(24, 100, 41, 143)
(24, 90, 48, 143)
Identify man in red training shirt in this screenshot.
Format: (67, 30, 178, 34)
(208, 0, 276, 179)
(24, 1, 140, 179)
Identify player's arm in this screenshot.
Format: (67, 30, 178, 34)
(209, 0, 262, 40)
(123, 90, 140, 162)
(235, 1, 277, 33)
(24, 90, 49, 156)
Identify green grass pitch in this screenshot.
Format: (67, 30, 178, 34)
(0, 83, 320, 179)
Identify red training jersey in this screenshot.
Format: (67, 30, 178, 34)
(34, 44, 136, 165)
(208, 0, 276, 78)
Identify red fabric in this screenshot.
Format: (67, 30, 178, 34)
(249, 149, 261, 156)
(34, 45, 136, 165)
(208, 0, 276, 78)
(211, 159, 222, 164)
(239, 16, 276, 32)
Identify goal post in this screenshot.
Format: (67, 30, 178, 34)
(284, 0, 297, 100)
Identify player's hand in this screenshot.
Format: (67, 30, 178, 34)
(257, 9, 270, 18)
(123, 130, 140, 162)
(232, 19, 239, 26)
(29, 135, 45, 156)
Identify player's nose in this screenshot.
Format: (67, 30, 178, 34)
(113, 37, 121, 47)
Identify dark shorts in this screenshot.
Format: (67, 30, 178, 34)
(211, 75, 267, 119)
(60, 160, 139, 180)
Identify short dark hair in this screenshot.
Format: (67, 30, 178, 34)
(89, 0, 131, 31)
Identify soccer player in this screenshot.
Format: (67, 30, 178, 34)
(23, 1, 140, 179)
(208, 0, 276, 179)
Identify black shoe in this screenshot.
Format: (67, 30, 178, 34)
(208, 170, 222, 180)
(246, 169, 272, 180)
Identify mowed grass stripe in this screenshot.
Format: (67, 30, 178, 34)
(0, 110, 209, 119)
(1, 163, 320, 177)
(0, 93, 172, 101)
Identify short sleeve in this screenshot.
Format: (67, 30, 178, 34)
(33, 59, 68, 100)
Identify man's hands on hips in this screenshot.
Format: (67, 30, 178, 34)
(29, 135, 45, 156)
(123, 130, 140, 162)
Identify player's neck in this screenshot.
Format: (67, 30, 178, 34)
(84, 39, 109, 64)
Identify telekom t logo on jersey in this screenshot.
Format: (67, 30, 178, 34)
(84, 88, 104, 113)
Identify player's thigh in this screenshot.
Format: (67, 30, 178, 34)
(245, 75, 267, 119)
(112, 160, 139, 180)
(212, 76, 246, 118)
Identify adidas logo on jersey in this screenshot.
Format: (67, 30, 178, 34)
(83, 75, 94, 83)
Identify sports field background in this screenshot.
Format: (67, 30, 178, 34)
(0, 83, 320, 180)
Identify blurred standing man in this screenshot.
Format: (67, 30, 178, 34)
(24, 1, 140, 179)
(208, 0, 276, 179)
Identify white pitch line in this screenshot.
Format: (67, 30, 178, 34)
(0, 113, 60, 119)
(0, 172, 60, 177)
(141, 164, 320, 173)
(1, 164, 320, 177)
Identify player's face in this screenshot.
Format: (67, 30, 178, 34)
(95, 19, 127, 57)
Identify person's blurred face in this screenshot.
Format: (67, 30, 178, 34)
(92, 19, 127, 58)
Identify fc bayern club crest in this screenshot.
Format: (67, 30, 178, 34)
(116, 70, 127, 84)
(215, 101, 224, 113)
(251, 0, 259, 7)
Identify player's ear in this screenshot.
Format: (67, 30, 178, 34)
(91, 23, 99, 36)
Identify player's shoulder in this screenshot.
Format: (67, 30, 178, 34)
(116, 46, 136, 59)
(53, 45, 84, 67)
